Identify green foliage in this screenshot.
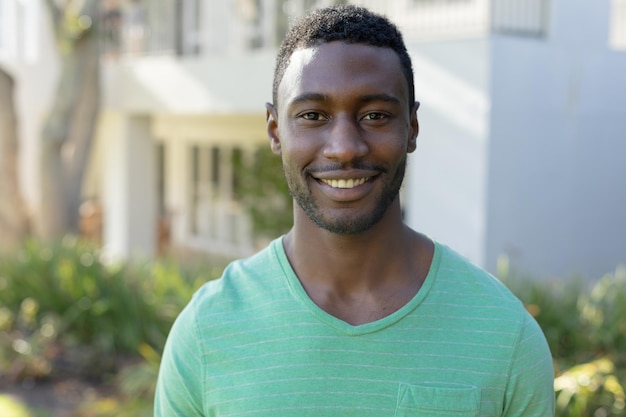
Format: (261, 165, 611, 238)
(504, 276, 590, 366)
(235, 145, 293, 240)
(0, 394, 33, 417)
(503, 267, 626, 417)
(0, 237, 216, 382)
(578, 268, 626, 359)
(555, 357, 625, 417)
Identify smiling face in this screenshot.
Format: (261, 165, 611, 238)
(267, 41, 419, 235)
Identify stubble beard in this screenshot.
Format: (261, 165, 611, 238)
(284, 157, 407, 235)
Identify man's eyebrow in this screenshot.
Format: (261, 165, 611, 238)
(358, 94, 402, 105)
(288, 93, 402, 106)
(289, 92, 329, 106)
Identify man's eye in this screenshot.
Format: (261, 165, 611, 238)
(300, 112, 323, 121)
(362, 112, 387, 121)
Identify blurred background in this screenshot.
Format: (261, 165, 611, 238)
(0, 1, 625, 416)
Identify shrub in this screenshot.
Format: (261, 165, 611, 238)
(0, 237, 222, 382)
(555, 357, 625, 417)
(235, 145, 293, 241)
(503, 266, 626, 417)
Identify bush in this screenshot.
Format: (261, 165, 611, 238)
(555, 357, 625, 417)
(0, 237, 221, 383)
(235, 145, 293, 240)
(503, 266, 626, 417)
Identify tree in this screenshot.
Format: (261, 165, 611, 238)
(39, 0, 100, 239)
(0, 68, 30, 251)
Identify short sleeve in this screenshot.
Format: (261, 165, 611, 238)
(503, 313, 555, 416)
(154, 300, 205, 417)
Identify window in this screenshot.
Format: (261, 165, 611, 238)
(231, 147, 243, 201)
(611, 0, 626, 50)
(187, 143, 252, 251)
(412, 0, 471, 3)
(174, 0, 201, 55)
(190, 145, 201, 235)
(491, 0, 549, 37)
(0, 0, 40, 62)
(156, 143, 166, 216)
(22, 0, 40, 62)
(0, 0, 16, 59)
(211, 146, 220, 191)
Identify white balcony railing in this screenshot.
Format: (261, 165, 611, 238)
(355, 0, 491, 41)
(99, 0, 551, 58)
(491, 0, 549, 37)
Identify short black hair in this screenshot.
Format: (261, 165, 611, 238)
(272, 5, 414, 108)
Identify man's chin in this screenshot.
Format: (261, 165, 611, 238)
(307, 210, 384, 235)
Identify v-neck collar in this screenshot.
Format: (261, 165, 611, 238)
(272, 237, 442, 336)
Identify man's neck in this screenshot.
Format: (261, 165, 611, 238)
(282, 208, 433, 325)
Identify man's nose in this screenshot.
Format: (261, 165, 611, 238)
(322, 116, 368, 163)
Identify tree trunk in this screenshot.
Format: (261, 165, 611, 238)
(39, 0, 101, 239)
(0, 68, 30, 250)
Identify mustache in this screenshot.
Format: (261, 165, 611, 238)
(304, 161, 389, 175)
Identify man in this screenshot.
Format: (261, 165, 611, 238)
(155, 5, 555, 416)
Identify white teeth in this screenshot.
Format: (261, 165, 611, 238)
(321, 177, 369, 189)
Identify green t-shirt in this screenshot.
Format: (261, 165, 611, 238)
(155, 238, 555, 416)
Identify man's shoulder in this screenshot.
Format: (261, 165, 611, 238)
(188, 238, 285, 313)
(426, 242, 547, 356)
(432, 242, 528, 317)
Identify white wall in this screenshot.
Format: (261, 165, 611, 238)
(405, 39, 490, 267)
(486, 0, 626, 279)
(102, 52, 274, 114)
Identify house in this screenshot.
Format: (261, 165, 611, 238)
(3, 0, 626, 280)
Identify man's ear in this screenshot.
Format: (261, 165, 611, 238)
(407, 101, 420, 153)
(266, 103, 281, 155)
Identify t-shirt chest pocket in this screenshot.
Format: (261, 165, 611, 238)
(394, 383, 481, 417)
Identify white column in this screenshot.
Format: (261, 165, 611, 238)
(166, 134, 190, 245)
(103, 113, 156, 260)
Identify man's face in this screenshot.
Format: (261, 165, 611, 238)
(267, 41, 419, 235)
